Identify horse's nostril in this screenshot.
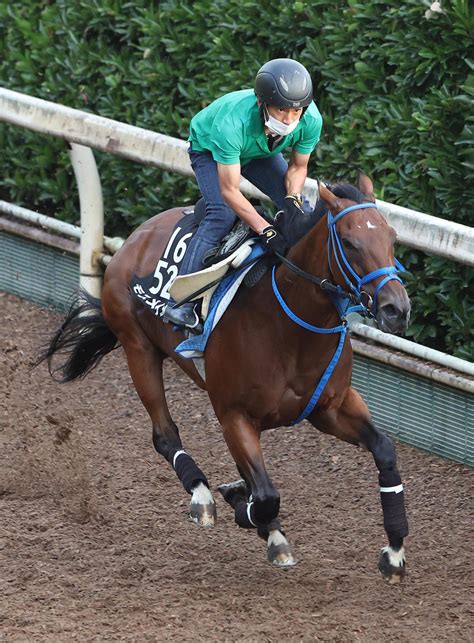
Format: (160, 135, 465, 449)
(378, 301, 410, 335)
(381, 303, 398, 319)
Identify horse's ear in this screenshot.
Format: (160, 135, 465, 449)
(318, 181, 342, 212)
(358, 174, 375, 202)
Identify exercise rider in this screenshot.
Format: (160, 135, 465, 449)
(163, 58, 323, 330)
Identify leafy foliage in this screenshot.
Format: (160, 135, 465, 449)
(0, 0, 472, 356)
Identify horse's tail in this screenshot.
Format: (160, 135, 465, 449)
(36, 288, 119, 382)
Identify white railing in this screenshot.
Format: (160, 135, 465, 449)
(0, 87, 473, 391)
(1, 88, 473, 264)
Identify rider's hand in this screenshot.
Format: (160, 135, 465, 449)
(259, 225, 287, 255)
(283, 192, 305, 218)
(275, 193, 305, 239)
(275, 193, 313, 249)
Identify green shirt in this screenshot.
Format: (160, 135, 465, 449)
(189, 89, 322, 166)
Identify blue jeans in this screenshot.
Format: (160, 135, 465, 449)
(179, 146, 290, 275)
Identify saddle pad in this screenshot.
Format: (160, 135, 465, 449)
(170, 241, 254, 318)
(176, 244, 266, 360)
(130, 212, 197, 318)
(130, 212, 256, 320)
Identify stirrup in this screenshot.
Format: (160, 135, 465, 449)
(202, 219, 254, 267)
(162, 301, 203, 333)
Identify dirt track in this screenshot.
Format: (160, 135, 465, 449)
(1, 292, 473, 642)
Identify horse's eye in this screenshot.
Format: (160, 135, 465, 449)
(342, 238, 357, 252)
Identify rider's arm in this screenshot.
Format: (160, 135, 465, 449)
(217, 162, 269, 234)
(285, 150, 311, 195)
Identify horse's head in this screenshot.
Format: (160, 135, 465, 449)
(318, 175, 410, 334)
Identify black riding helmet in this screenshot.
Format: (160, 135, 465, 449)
(254, 58, 313, 109)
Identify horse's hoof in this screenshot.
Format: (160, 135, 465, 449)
(217, 479, 247, 506)
(189, 502, 216, 527)
(267, 529, 297, 569)
(378, 545, 406, 584)
(189, 482, 217, 527)
(271, 552, 297, 568)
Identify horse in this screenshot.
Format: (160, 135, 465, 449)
(38, 174, 410, 583)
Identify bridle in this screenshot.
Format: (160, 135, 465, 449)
(271, 201, 405, 425)
(275, 201, 404, 318)
(327, 202, 403, 316)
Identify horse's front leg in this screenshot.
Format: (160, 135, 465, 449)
(218, 411, 296, 568)
(366, 427, 409, 583)
(308, 387, 409, 583)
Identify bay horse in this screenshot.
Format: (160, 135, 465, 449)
(39, 175, 410, 583)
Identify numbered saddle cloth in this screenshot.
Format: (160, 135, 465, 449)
(130, 210, 265, 324)
(130, 211, 197, 318)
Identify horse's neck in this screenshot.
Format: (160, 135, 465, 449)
(276, 219, 339, 329)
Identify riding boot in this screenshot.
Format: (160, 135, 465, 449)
(162, 300, 203, 333)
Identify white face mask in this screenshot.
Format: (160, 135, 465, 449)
(264, 108, 300, 137)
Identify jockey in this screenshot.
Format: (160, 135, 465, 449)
(163, 58, 323, 330)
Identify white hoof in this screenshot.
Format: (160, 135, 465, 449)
(267, 529, 297, 568)
(189, 482, 217, 527)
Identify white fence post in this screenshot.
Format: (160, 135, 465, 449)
(68, 143, 104, 297)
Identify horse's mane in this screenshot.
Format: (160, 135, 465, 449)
(280, 182, 367, 248)
(312, 182, 366, 221)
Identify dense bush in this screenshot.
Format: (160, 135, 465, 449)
(0, 0, 472, 357)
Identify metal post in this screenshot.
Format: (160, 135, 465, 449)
(68, 143, 104, 297)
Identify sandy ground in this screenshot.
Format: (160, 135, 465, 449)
(1, 292, 473, 642)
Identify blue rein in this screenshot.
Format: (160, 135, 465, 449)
(272, 201, 404, 425)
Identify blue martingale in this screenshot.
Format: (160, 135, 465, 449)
(271, 266, 348, 425)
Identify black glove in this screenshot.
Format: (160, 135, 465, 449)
(259, 225, 288, 255)
(283, 192, 305, 218)
(275, 193, 305, 236)
(275, 193, 313, 248)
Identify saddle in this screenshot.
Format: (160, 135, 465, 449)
(130, 200, 271, 322)
(189, 198, 270, 269)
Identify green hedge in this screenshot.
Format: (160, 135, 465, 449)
(0, 0, 472, 358)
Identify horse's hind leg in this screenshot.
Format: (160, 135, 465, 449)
(119, 330, 216, 526)
(309, 387, 408, 584)
(218, 413, 296, 568)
